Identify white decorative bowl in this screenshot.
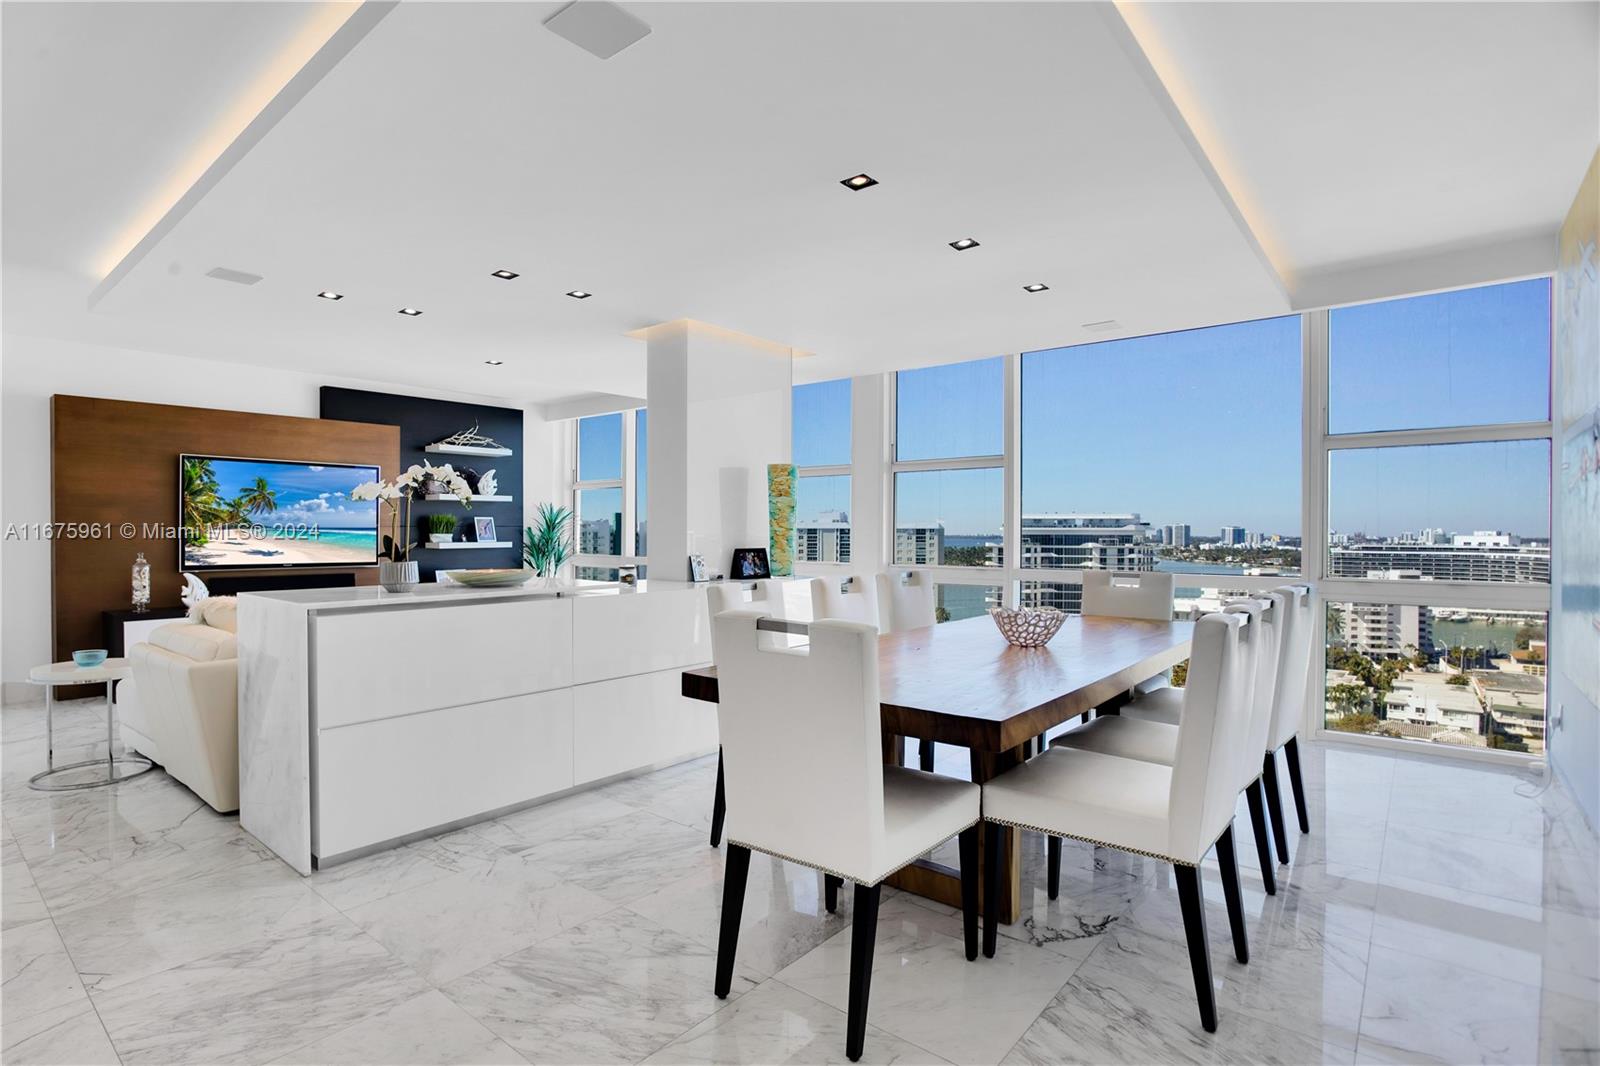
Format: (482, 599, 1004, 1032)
(451, 568, 537, 589)
(989, 606, 1065, 647)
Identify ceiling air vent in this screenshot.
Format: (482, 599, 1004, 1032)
(544, 1, 651, 60)
(205, 267, 263, 286)
(1082, 319, 1121, 332)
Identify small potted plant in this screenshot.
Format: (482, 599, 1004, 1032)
(428, 513, 457, 545)
(523, 502, 574, 585)
(352, 463, 473, 592)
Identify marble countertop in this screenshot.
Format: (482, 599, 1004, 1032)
(239, 578, 706, 612)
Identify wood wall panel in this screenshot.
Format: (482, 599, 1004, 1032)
(50, 395, 399, 686)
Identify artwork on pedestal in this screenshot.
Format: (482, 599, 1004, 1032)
(768, 463, 796, 577)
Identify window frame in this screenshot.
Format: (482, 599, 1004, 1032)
(572, 410, 646, 572)
(1304, 289, 1555, 759)
(886, 356, 1011, 588)
(792, 379, 855, 569)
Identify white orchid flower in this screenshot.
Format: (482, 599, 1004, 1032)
(349, 481, 383, 501)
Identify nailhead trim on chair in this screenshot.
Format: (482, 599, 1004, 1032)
(980, 814, 1195, 867)
(728, 816, 981, 887)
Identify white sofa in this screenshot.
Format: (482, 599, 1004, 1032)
(128, 598, 240, 812)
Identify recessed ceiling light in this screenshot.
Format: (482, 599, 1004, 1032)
(397, 307, 423, 316)
(316, 290, 343, 301)
(1023, 283, 1050, 293)
(491, 270, 519, 280)
(566, 290, 592, 300)
(484, 359, 504, 366)
(949, 238, 980, 251)
(840, 173, 878, 191)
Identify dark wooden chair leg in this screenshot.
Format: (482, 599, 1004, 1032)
(1244, 780, 1278, 896)
(709, 748, 726, 848)
(982, 821, 1006, 958)
(1047, 835, 1062, 900)
(919, 739, 935, 772)
(845, 882, 882, 1062)
(715, 844, 751, 997)
(1173, 863, 1217, 1033)
(824, 874, 842, 914)
(1035, 732, 1047, 754)
(1261, 750, 1291, 864)
(1215, 824, 1250, 965)
(958, 824, 980, 961)
(1284, 736, 1311, 834)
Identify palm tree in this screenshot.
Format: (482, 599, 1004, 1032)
(238, 476, 278, 516)
(181, 458, 225, 544)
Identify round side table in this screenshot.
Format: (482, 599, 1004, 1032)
(27, 659, 155, 791)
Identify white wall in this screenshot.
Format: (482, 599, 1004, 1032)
(1549, 150, 1599, 831)
(646, 323, 792, 580)
(0, 333, 557, 690)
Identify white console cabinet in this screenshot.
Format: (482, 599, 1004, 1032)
(238, 581, 712, 874)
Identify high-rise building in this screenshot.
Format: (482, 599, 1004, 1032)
(1161, 524, 1174, 545)
(894, 525, 945, 565)
(1016, 513, 1155, 612)
(1329, 540, 1549, 583)
(798, 511, 851, 563)
(1174, 523, 1191, 548)
(579, 514, 621, 555)
(1220, 525, 1246, 546)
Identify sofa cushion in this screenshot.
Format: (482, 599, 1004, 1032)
(189, 596, 239, 633)
(150, 621, 237, 662)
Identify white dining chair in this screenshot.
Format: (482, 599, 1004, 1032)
(980, 611, 1252, 1033)
(1051, 596, 1285, 895)
(1037, 570, 1177, 752)
(710, 609, 981, 1062)
(1081, 569, 1176, 621)
(703, 582, 779, 849)
(1262, 585, 1314, 861)
(875, 571, 940, 770)
(810, 575, 880, 629)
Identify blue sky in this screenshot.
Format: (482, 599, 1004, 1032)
(585, 279, 1553, 542)
(191, 458, 377, 529)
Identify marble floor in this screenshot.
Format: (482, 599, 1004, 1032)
(3, 697, 1597, 1066)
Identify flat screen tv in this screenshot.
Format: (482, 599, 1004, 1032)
(179, 454, 381, 572)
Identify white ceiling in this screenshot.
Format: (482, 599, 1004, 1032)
(3, 1, 1595, 409)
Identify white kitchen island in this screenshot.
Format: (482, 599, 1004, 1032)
(237, 580, 715, 874)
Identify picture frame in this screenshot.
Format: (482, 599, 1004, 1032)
(473, 516, 497, 543)
(688, 553, 708, 582)
(730, 547, 771, 580)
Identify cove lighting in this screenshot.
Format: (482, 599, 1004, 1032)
(317, 291, 343, 301)
(1023, 283, 1050, 293)
(491, 270, 519, 280)
(840, 174, 878, 191)
(949, 238, 980, 251)
(397, 307, 423, 316)
(566, 290, 593, 300)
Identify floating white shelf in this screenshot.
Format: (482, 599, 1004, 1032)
(425, 541, 515, 550)
(423, 494, 514, 503)
(424, 443, 513, 457)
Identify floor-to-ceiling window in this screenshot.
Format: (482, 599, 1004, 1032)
(792, 379, 852, 564)
(573, 409, 645, 580)
(1019, 315, 1303, 615)
(1315, 278, 1553, 755)
(891, 356, 1006, 620)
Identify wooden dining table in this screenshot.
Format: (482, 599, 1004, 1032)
(680, 613, 1194, 924)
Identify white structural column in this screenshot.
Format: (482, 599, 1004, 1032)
(645, 321, 793, 580)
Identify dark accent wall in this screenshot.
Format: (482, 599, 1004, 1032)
(319, 387, 524, 581)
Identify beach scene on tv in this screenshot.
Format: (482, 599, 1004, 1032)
(181, 456, 380, 569)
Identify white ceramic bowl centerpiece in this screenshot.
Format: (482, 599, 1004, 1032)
(988, 605, 1065, 647)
